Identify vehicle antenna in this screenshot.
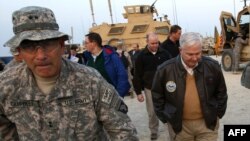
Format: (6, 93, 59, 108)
(89, 0, 96, 27)
(150, 0, 159, 17)
(242, 0, 250, 8)
(108, 0, 114, 24)
(173, 0, 178, 24)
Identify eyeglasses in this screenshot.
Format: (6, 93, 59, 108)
(84, 41, 92, 45)
(19, 39, 60, 54)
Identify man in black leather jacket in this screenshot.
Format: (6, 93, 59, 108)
(152, 32, 228, 141)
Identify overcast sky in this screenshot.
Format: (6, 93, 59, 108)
(0, 0, 248, 57)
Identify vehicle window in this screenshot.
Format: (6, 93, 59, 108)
(143, 6, 150, 13)
(224, 17, 236, 27)
(127, 7, 135, 14)
(155, 26, 169, 35)
(108, 27, 125, 35)
(135, 7, 140, 13)
(131, 24, 149, 33)
(240, 14, 250, 25)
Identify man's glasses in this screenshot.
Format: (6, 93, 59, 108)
(84, 41, 91, 45)
(19, 39, 60, 54)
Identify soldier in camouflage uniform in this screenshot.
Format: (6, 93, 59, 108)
(0, 6, 138, 141)
(233, 33, 249, 74)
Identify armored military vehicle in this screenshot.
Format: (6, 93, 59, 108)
(202, 36, 215, 55)
(219, 0, 250, 71)
(89, 0, 171, 50)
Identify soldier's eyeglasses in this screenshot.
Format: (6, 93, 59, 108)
(19, 39, 60, 54)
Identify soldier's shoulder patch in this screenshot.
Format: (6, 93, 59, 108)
(101, 88, 114, 105)
(100, 88, 128, 114)
(116, 100, 128, 114)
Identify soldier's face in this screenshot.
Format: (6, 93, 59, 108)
(180, 43, 202, 68)
(19, 38, 64, 78)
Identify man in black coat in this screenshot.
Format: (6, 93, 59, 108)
(133, 32, 171, 140)
(161, 25, 182, 58)
(128, 43, 140, 76)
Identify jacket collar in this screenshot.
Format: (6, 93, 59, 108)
(176, 55, 203, 77)
(142, 45, 165, 55)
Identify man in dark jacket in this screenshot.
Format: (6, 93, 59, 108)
(133, 32, 171, 140)
(128, 43, 140, 76)
(160, 25, 182, 58)
(152, 32, 228, 141)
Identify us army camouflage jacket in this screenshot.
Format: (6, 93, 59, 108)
(0, 58, 138, 141)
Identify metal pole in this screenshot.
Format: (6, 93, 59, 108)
(89, 0, 96, 26)
(71, 26, 74, 44)
(108, 0, 114, 24)
(234, 0, 236, 17)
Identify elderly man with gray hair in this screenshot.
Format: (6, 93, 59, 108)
(152, 32, 228, 141)
(0, 6, 138, 141)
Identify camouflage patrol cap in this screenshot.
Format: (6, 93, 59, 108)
(4, 6, 69, 48)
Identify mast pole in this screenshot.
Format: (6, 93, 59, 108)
(108, 0, 114, 24)
(89, 0, 96, 26)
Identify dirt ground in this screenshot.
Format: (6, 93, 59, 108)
(124, 55, 250, 141)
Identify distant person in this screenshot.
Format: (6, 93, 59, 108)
(128, 43, 140, 76)
(0, 6, 138, 140)
(161, 25, 182, 58)
(133, 32, 171, 140)
(152, 32, 228, 141)
(68, 45, 84, 64)
(116, 43, 132, 72)
(232, 33, 248, 74)
(116, 43, 135, 98)
(3, 47, 23, 70)
(84, 32, 130, 98)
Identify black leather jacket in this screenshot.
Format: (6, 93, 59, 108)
(152, 56, 228, 133)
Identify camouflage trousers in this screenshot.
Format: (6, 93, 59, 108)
(233, 46, 242, 72)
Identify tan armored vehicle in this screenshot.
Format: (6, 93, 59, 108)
(89, 1, 171, 50)
(219, 1, 250, 71)
(202, 36, 215, 55)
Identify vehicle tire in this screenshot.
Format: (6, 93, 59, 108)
(241, 63, 250, 89)
(221, 49, 234, 71)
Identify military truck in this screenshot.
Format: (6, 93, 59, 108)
(219, 1, 250, 71)
(89, 1, 171, 50)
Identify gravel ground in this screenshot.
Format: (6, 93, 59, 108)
(124, 55, 250, 141)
